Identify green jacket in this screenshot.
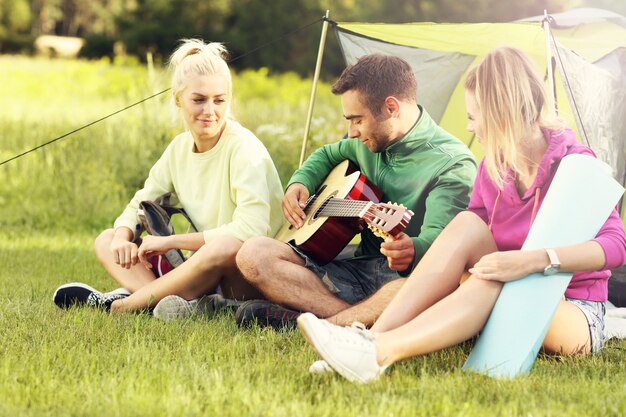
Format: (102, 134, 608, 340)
(288, 107, 477, 274)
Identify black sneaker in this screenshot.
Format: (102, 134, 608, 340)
(235, 300, 300, 330)
(53, 282, 129, 310)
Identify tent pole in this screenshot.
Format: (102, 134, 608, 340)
(542, 10, 556, 118)
(298, 10, 330, 168)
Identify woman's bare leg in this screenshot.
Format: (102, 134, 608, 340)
(110, 236, 260, 312)
(375, 276, 502, 366)
(542, 300, 592, 355)
(94, 229, 156, 292)
(372, 211, 498, 333)
(374, 282, 593, 367)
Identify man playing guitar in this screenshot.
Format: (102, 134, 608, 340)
(236, 54, 476, 331)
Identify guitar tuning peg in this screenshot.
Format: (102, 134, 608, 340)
(368, 224, 389, 240)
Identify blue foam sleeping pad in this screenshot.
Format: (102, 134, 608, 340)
(463, 154, 625, 378)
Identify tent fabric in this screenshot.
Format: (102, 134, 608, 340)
(553, 45, 626, 188)
(518, 7, 626, 29)
(334, 23, 555, 161)
(334, 9, 626, 220)
(337, 30, 475, 123)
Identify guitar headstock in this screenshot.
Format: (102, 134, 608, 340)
(364, 202, 414, 241)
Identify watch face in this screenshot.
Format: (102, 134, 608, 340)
(544, 265, 559, 276)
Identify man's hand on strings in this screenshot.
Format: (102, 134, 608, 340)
(282, 183, 309, 228)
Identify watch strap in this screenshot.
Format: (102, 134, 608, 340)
(543, 248, 560, 275)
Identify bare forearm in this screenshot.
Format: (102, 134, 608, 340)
(528, 241, 606, 274)
(163, 232, 207, 251)
(113, 227, 134, 242)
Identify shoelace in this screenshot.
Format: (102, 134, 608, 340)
(86, 292, 105, 308)
(96, 292, 128, 310)
(335, 321, 375, 344)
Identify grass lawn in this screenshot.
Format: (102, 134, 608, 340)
(1, 230, 625, 417)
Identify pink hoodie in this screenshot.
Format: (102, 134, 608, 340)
(468, 127, 626, 301)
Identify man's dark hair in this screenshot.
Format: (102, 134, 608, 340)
(331, 54, 417, 117)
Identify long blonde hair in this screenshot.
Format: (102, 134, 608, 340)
(168, 39, 232, 119)
(465, 47, 561, 188)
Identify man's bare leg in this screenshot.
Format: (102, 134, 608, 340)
(328, 279, 406, 327)
(236, 237, 351, 317)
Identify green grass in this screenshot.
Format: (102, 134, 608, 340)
(1, 230, 625, 417)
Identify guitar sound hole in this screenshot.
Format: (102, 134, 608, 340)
(312, 191, 338, 222)
(312, 198, 329, 220)
(305, 185, 325, 212)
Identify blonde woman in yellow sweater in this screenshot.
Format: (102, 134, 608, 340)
(53, 39, 284, 316)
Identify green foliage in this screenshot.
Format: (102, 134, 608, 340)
(0, 56, 344, 232)
(233, 67, 344, 183)
(0, 0, 31, 32)
(114, 0, 231, 59)
(1, 230, 625, 417)
(8, 0, 624, 77)
(225, 0, 326, 75)
(79, 33, 116, 58)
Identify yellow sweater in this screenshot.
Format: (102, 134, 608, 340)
(114, 120, 284, 243)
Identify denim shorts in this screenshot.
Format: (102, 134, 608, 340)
(566, 297, 606, 353)
(291, 246, 401, 305)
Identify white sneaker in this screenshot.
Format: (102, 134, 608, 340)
(308, 323, 367, 374)
(153, 295, 198, 321)
(309, 360, 333, 374)
(297, 312, 385, 383)
(153, 294, 241, 321)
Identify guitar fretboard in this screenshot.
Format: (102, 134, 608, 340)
(315, 198, 371, 218)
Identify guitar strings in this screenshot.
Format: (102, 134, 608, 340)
(317, 198, 370, 217)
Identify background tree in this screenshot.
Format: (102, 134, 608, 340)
(1, 0, 623, 75)
(115, 0, 231, 59)
(0, 0, 33, 52)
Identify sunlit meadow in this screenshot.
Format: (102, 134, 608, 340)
(0, 55, 625, 417)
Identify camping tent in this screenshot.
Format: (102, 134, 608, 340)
(332, 8, 626, 221)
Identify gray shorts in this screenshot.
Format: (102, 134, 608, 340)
(566, 297, 606, 353)
(291, 246, 401, 305)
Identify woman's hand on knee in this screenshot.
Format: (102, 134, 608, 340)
(469, 250, 542, 282)
(110, 236, 139, 269)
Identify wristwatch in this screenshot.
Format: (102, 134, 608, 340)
(543, 248, 561, 276)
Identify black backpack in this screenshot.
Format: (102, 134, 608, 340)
(137, 193, 197, 269)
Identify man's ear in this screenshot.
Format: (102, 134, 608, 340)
(384, 96, 401, 117)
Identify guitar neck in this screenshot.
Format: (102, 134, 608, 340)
(315, 198, 371, 218)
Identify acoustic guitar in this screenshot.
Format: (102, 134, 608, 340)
(276, 160, 414, 264)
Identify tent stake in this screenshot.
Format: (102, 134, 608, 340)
(298, 10, 330, 168)
(543, 10, 557, 118)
